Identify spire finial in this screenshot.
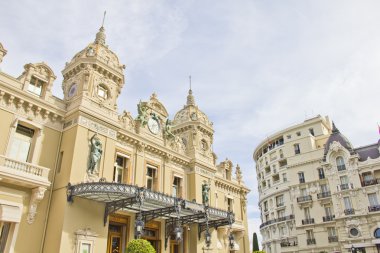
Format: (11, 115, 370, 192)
(95, 11, 107, 45)
(101, 11, 106, 27)
(332, 121, 340, 133)
(186, 76, 195, 106)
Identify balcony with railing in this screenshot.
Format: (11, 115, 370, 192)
(280, 240, 298, 247)
(340, 183, 350, 190)
(0, 155, 51, 187)
(362, 178, 380, 187)
(344, 208, 355, 215)
(260, 215, 295, 229)
(368, 205, 380, 212)
(302, 218, 315, 225)
(297, 195, 312, 203)
(337, 164, 346, 171)
(323, 215, 335, 222)
(276, 202, 284, 208)
(306, 238, 316, 245)
(317, 191, 331, 199)
(328, 236, 338, 243)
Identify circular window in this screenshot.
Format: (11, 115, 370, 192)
(374, 228, 380, 238)
(350, 228, 359, 237)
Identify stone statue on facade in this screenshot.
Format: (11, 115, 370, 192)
(136, 101, 148, 126)
(164, 119, 175, 139)
(88, 134, 102, 174)
(202, 181, 210, 206)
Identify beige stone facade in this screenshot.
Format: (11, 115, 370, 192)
(0, 25, 249, 253)
(253, 115, 380, 253)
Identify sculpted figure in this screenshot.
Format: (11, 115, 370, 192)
(164, 119, 175, 139)
(202, 182, 210, 206)
(88, 134, 102, 174)
(136, 101, 148, 126)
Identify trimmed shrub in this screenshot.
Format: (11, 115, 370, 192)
(125, 239, 156, 253)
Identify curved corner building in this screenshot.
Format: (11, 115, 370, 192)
(253, 115, 380, 253)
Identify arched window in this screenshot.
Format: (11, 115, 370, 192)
(336, 156, 346, 171)
(374, 228, 380, 238)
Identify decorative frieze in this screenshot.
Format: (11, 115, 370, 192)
(78, 115, 117, 139)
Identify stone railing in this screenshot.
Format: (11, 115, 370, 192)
(0, 155, 50, 186)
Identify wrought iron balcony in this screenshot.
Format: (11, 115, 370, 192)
(323, 215, 335, 222)
(328, 236, 338, 242)
(280, 241, 298, 247)
(344, 208, 355, 215)
(260, 215, 295, 229)
(0, 155, 50, 188)
(317, 191, 331, 199)
(368, 205, 380, 212)
(297, 195, 312, 203)
(340, 183, 350, 190)
(302, 218, 315, 225)
(362, 178, 380, 187)
(306, 238, 316, 245)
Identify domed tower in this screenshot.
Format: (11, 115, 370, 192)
(172, 89, 214, 165)
(61, 24, 125, 120)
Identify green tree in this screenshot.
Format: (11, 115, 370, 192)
(252, 232, 259, 251)
(126, 239, 156, 253)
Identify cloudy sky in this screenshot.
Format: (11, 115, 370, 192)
(1, 0, 380, 247)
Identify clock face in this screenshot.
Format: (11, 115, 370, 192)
(191, 112, 198, 121)
(68, 83, 77, 98)
(148, 117, 160, 135)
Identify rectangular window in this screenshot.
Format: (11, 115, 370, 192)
(28, 76, 45, 96)
(298, 172, 305, 183)
(296, 131, 301, 136)
(277, 209, 285, 218)
(343, 197, 352, 209)
(276, 195, 284, 207)
(146, 166, 157, 190)
(320, 184, 328, 193)
(300, 188, 308, 197)
(304, 207, 311, 219)
(368, 193, 379, 206)
(0, 222, 11, 253)
(282, 173, 287, 182)
(264, 201, 268, 211)
(324, 205, 333, 216)
(8, 124, 35, 162)
(113, 155, 128, 183)
(327, 227, 336, 236)
(227, 198, 233, 212)
(306, 230, 314, 239)
(309, 128, 315, 136)
(294, 144, 301, 155)
(172, 176, 182, 198)
(318, 168, 325, 179)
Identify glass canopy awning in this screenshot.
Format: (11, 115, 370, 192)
(66, 182, 235, 247)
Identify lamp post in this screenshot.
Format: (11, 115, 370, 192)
(205, 229, 211, 248)
(228, 233, 235, 250)
(135, 212, 145, 239)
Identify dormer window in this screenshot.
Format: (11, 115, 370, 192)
(97, 84, 108, 99)
(28, 76, 45, 96)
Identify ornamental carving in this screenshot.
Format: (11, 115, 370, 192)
(27, 187, 47, 224)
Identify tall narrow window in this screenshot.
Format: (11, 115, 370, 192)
(227, 198, 233, 212)
(298, 172, 305, 183)
(324, 205, 333, 216)
(327, 227, 336, 236)
(294, 144, 301, 155)
(0, 222, 11, 253)
(146, 166, 157, 190)
(172, 176, 182, 198)
(320, 184, 329, 193)
(113, 155, 128, 183)
(304, 207, 311, 219)
(28, 76, 45, 96)
(368, 193, 379, 206)
(309, 128, 315, 136)
(343, 197, 352, 209)
(340, 175, 349, 190)
(306, 230, 314, 239)
(8, 124, 35, 162)
(317, 168, 325, 179)
(336, 156, 346, 171)
(282, 173, 287, 182)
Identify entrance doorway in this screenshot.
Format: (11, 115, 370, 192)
(107, 215, 129, 253)
(142, 221, 161, 253)
(170, 241, 179, 253)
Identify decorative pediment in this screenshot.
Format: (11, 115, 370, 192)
(145, 93, 169, 118)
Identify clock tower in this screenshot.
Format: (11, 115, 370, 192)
(61, 25, 125, 120)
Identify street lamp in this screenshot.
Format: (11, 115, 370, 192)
(205, 229, 211, 247)
(174, 226, 183, 242)
(135, 213, 145, 238)
(228, 233, 235, 249)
